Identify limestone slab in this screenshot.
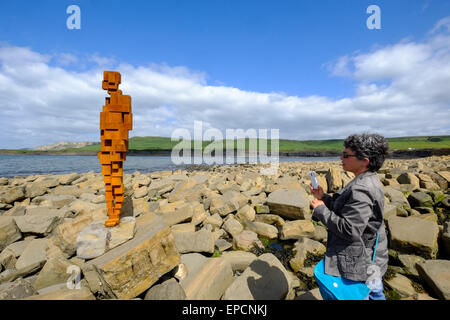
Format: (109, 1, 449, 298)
(416, 259, 450, 300)
(32, 256, 74, 291)
(173, 229, 215, 254)
(222, 253, 290, 300)
(108, 216, 136, 249)
(76, 222, 109, 259)
(0, 278, 37, 300)
(210, 190, 248, 216)
(82, 215, 180, 299)
(0, 216, 22, 251)
(387, 216, 439, 259)
(26, 287, 95, 300)
(280, 220, 315, 240)
(267, 189, 310, 220)
(180, 256, 233, 300)
(145, 278, 186, 300)
(0, 186, 25, 204)
(14, 211, 63, 236)
(232, 230, 264, 252)
(221, 251, 257, 272)
(15, 238, 48, 270)
(50, 211, 95, 258)
(385, 273, 419, 298)
(222, 216, 244, 238)
(241, 220, 278, 239)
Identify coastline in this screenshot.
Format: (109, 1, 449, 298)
(1, 147, 450, 159)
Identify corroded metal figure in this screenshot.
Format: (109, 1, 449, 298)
(99, 71, 132, 227)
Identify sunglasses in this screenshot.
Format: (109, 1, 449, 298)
(341, 152, 358, 158)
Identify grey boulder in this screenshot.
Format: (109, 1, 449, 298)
(145, 278, 186, 300)
(416, 260, 450, 300)
(222, 253, 290, 300)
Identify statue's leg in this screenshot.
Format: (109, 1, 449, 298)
(114, 189, 124, 218)
(105, 184, 115, 225)
(113, 160, 124, 219)
(105, 160, 123, 227)
(105, 189, 120, 227)
(101, 162, 116, 226)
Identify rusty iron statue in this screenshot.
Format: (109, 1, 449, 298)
(98, 71, 132, 227)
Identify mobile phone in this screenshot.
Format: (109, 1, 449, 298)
(309, 171, 319, 189)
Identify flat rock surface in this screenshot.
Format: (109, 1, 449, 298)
(0, 216, 22, 251)
(180, 256, 233, 300)
(267, 189, 310, 220)
(82, 214, 180, 299)
(222, 253, 291, 300)
(173, 229, 215, 254)
(387, 216, 439, 259)
(15, 238, 47, 270)
(416, 259, 450, 300)
(145, 278, 186, 300)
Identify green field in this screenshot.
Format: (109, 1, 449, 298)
(4, 135, 448, 154)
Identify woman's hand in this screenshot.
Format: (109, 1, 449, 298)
(311, 198, 325, 209)
(310, 184, 324, 200)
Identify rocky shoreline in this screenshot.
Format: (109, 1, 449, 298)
(0, 156, 449, 300)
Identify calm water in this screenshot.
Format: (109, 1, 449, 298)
(0, 155, 341, 178)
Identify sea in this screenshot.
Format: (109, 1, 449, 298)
(0, 155, 343, 178)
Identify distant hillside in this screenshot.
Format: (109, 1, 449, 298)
(34, 141, 100, 151)
(2, 135, 449, 156)
(68, 135, 450, 152)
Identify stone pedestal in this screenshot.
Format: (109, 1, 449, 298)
(82, 215, 180, 299)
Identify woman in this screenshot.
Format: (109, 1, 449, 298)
(310, 133, 389, 300)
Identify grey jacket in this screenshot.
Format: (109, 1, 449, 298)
(313, 170, 388, 282)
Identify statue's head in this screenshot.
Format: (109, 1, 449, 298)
(102, 71, 121, 91)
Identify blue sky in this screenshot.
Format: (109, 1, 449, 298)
(0, 0, 449, 148)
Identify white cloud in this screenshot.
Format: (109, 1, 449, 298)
(54, 53, 78, 66)
(352, 42, 432, 80)
(0, 18, 450, 149)
(88, 53, 117, 69)
(325, 55, 353, 77)
(429, 16, 450, 34)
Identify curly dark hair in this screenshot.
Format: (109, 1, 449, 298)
(344, 133, 389, 172)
